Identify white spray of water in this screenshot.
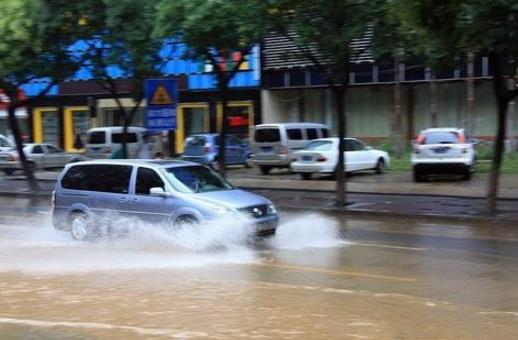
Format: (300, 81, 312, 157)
(0, 212, 347, 274)
(268, 213, 347, 250)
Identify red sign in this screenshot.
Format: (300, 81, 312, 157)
(0, 89, 26, 109)
(228, 115, 249, 127)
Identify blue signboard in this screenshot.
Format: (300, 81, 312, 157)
(144, 79, 177, 131)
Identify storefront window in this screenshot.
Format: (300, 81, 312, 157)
(72, 110, 89, 150)
(42, 110, 59, 145)
(227, 105, 251, 141)
(184, 107, 207, 137)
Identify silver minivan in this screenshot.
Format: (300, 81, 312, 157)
(252, 123, 329, 174)
(52, 160, 278, 241)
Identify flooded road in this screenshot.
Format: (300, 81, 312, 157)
(1, 212, 518, 339)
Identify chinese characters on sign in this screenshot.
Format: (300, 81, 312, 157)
(144, 80, 177, 131)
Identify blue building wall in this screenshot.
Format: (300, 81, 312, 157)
(21, 42, 261, 97)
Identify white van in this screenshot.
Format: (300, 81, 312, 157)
(252, 123, 329, 174)
(86, 126, 158, 159)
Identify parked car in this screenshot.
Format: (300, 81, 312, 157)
(52, 160, 278, 241)
(0, 134, 14, 152)
(86, 126, 159, 159)
(252, 123, 329, 174)
(290, 138, 390, 180)
(181, 133, 253, 169)
(0, 143, 88, 175)
(412, 127, 476, 181)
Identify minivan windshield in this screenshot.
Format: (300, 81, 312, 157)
(255, 128, 281, 143)
(162, 166, 234, 193)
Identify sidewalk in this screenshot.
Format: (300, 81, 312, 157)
(0, 169, 517, 224)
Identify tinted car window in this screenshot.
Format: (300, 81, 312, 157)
(136, 167, 165, 195)
(306, 128, 318, 140)
(46, 145, 62, 153)
(322, 129, 329, 138)
(305, 140, 333, 151)
(185, 136, 207, 147)
(352, 140, 366, 151)
(287, 129, 303, 140)
(32, 145, 44, 154)
(255, 128, 281, 143)
(61, 164, 132, 194)
(112, 133, 138, 144)
(87, 131, 106, 144)
(0, 137, 10, 147)
(344, 140, 356, 151)
(423, 132, 459, 144)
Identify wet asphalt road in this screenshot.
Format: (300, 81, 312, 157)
(0, 199, 518, 338)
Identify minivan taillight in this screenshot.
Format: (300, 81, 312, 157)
(317, 155, 327, 162)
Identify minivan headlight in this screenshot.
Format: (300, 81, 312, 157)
(214, 206, 234, 216)
(267, 204, 277, 215)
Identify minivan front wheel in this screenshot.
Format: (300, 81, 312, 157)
(69, 212, 92, 241)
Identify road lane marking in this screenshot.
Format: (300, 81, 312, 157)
(255, 262, 417, 282)
(352, 242, 427, 251)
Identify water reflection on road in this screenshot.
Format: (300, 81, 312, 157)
(1, 212, 518, 339)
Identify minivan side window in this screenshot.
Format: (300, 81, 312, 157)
(306, 128, 318, 140)
(112, 133, 138, 144)
(255, 129, 281, 143)
(136, 167, 165, 195)
(286, 129, 303, 140)
(61, 164, 132, 194)
(321, 129, 329, 138)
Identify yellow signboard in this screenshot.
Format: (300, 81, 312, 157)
(150, 84, 174, 105)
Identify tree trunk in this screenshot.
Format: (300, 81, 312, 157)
(7, 105, 39, 192)
(487, 53, 508, 215)
(430, 74, 438, 128)
(466, 52, 475, 137)
(218, 81, 229, 178)
(333, 85, 347, 207)
(392, 56, 403, 158)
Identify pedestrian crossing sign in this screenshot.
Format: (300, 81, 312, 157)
(150, 84, 174, 105)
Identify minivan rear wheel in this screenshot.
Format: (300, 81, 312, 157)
(259, 165, 271, 175)
(69, 212, 92, 241)
(300, 172, 312, 180)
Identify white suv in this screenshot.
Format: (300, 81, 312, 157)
(412, 128, 476, 182)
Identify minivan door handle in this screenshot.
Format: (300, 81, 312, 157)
(119, 196, 129, 204)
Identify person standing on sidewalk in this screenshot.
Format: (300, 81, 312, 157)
(138, 134, 152, 159)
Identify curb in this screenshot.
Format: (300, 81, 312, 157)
(278, 204, 518, 226)
(236, 185, 518, 202)
(0, 190, 514, 226)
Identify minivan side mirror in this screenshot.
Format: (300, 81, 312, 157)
(150, 187, 169, 197)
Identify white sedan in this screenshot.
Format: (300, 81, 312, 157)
(0, 143, 88, 175)
(290, 138, 390, 180)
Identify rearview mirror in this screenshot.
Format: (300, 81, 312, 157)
(150, 187, 169, 197)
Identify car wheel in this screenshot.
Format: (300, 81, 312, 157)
(174, 215, 199, 228)
(69, 212, 93, 241)
(463, 169, 472, 181)
(28, 162, 37, 172)
(413, 169, 424, 182)
(3, 169, 14, 176)
(259, 165, 271, 175)
(244, 154, 253, 168)
(375, 158, 386, 174)
(300, 172, 312, 180)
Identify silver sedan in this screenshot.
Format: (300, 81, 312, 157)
(0, 143, 88, 175)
